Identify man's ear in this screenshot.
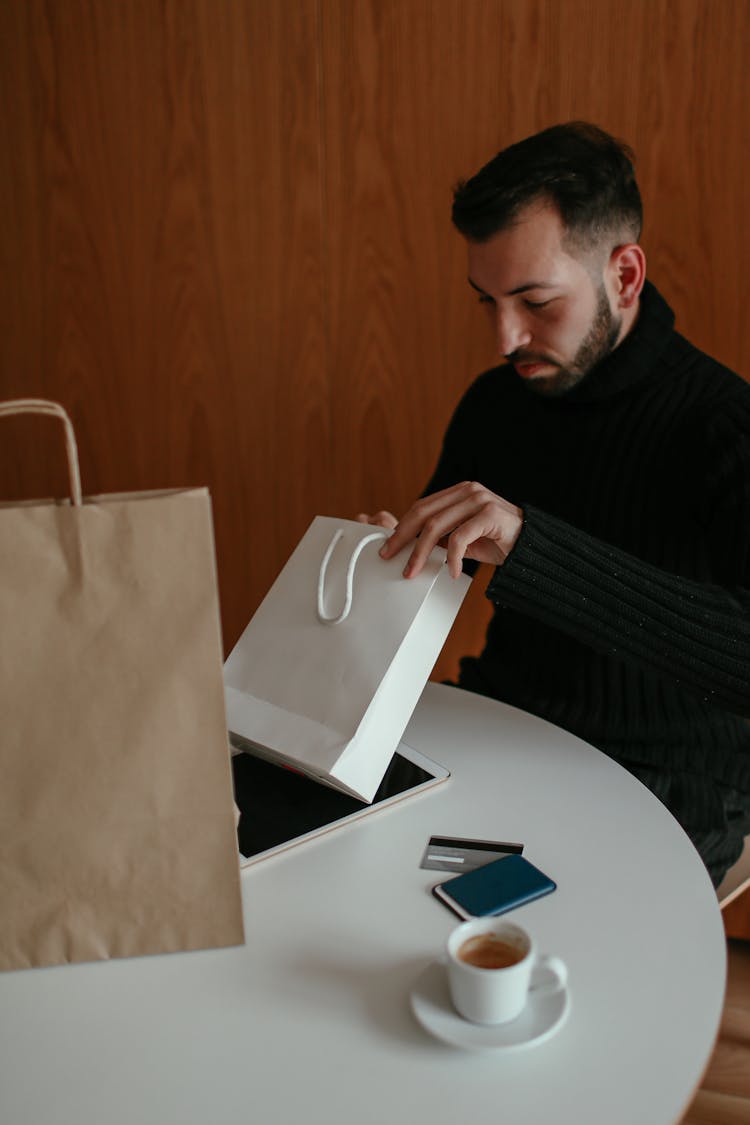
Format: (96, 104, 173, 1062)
(609, 243, 646, 309)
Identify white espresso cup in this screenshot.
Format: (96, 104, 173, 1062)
(446, 917, 567, 1025)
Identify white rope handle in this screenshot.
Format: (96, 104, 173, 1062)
(317, 528, 389, 625)
(0, 398, 82, 506)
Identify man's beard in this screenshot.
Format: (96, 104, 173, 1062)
(512, 285, 622, 398)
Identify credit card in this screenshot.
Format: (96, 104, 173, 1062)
(420, 835, 524, 873)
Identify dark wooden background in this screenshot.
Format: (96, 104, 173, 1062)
(1, 0, 748, 680)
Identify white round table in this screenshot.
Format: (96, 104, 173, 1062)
(0, 684, 726, 1125)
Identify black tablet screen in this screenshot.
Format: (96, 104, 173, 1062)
(232, 750, 433, 858)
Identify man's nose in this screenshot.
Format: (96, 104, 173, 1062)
(495, 309, 532, 357)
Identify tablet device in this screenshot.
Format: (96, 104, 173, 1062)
(230, 733, 450, 866)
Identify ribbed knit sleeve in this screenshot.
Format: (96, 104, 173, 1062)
(486, 504, 750, 717)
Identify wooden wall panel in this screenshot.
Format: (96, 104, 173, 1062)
(1, 0, 748, 683)
(189, 0, 328, 641)
(724, 889, 750, 941)
(0, 0, 326, 650)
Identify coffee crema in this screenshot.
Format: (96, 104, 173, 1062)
(457, 934, 525, 970)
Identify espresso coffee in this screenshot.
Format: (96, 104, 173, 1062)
(457, 934, 525, 970)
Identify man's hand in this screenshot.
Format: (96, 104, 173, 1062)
(355, 510, 399, 530)
(378, 482, 523, 579)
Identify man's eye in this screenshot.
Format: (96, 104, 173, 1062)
(478, 295, 494, 305)
(524, 299, 552, 309)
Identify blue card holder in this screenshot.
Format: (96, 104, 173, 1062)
(432, 853, 556, 920)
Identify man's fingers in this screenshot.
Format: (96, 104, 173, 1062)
(381, 492, 463, 559)
(400, 497, 483, 577)
(381, 483, 485, 556)
(377, 483, 522, 580)
(444, 509, 499, 577)
(355, 510, 398, 529)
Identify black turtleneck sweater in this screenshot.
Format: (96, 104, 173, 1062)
(425, 281, 750, 882)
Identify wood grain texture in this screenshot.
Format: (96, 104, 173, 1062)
(682, 1089, 750, 1125)
(0, 0, 327, 650)
(700, 1003, 750, 1100)
(681, 941, 750, 1124)
(188, 0, 328, 644)
(1, 0, 749, 679)
(725, 890, 750, 943)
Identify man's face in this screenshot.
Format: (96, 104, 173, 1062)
(466, 202, 623, 397)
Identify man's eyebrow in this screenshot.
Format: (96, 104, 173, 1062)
(467, 278, 559, 296)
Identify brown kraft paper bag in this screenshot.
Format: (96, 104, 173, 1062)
(0, 399, 245, 971)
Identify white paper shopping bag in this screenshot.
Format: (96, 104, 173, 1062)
(224, 516, 471, 801)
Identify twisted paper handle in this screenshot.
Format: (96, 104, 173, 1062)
(317, 528, 389, 625)
(0, 399, 82, 506)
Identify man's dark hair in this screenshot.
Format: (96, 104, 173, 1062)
(452, 122, 642, 252)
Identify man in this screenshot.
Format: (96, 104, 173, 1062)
(358, 122, 750, 886)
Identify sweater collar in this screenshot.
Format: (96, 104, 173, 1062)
(514, 280, 676, 405)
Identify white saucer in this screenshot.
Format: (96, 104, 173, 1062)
(410, 960, 570, 1051)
